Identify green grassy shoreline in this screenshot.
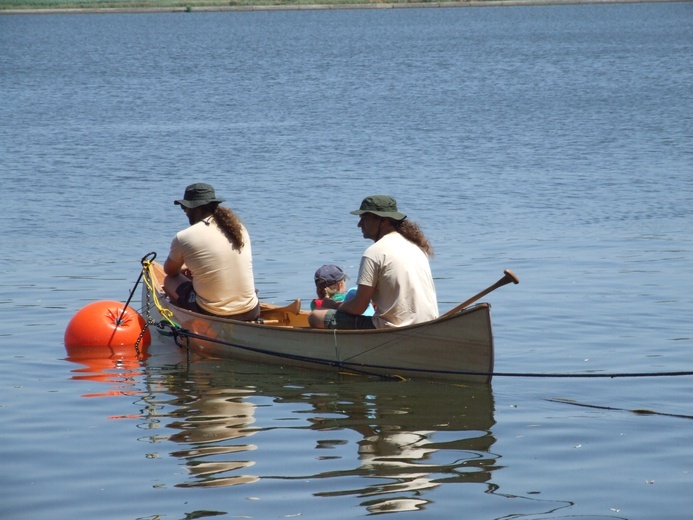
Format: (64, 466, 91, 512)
(0, 0, 678, 13)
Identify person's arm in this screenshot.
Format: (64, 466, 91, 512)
(164, 255, 184, 276)
(335, 284, 375, 315)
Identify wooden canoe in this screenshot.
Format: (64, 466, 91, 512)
(141, 261, 495, 383)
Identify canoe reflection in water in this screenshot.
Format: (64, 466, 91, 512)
(158, 360, 498, 512)
(167, 387, 260, 487)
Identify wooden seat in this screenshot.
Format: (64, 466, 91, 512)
(259, 299, 304, 326)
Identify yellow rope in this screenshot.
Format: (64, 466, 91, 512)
(141, 260, 176, 326)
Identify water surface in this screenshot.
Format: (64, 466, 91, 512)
(1, 3, 692, 519)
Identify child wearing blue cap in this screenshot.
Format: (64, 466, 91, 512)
(311, 264, 374, 316)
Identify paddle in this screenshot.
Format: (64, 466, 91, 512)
(440, 269, 519, 318)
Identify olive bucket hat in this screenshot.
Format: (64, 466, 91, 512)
(174, 183, 225, 209)
(350, 195, 407, 221)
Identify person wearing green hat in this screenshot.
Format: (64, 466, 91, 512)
(163, 183, 260, 320)
(308, 195, 438, 329)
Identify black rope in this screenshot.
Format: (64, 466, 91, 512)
(332, 364, 693, 379)
(547, 398, 693, 420)
(117, 251, 157, 327)
(153, 322, 693, 379)
(491, 370, 693, 378)
(156, 321, 406, 380)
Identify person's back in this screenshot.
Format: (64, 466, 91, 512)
(171, 216, 257, 316)
(164, 183, 260, 321)
(360, 231, 437, 328)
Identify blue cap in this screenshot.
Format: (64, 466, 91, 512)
(314, 264, 346, 289)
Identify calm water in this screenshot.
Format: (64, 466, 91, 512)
(1, 3, 692, 519)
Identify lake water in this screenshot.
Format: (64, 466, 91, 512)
(1, 3, 692, 519)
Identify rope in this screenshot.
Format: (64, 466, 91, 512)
(140, 252, 176, 328)
(323, 362, 693, 379)
(112, 251, 161, 360)
(547, 398, 693, 420)
(156, 321, 405, 380)
(151, 321, 693, 379)
(137, 252, 692, 380)
(490, 370, 693, 378)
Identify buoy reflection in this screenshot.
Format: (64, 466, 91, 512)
(65, 345, 149, 403)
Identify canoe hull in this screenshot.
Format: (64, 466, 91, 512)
(142, 263, 494, 383)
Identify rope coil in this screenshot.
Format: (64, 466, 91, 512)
(140, 252, 176, 327)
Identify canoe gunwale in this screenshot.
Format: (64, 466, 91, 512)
(178, 301, 490, 332)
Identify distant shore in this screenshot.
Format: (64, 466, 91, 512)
(0, 0, 682, 15)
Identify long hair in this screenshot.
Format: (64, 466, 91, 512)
(394, 219, 434, 257)
(211, 204, 245, 250)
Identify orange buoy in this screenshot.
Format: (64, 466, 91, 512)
(64, 300, 151, 358)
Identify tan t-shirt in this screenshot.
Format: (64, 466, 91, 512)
(168, 217, 258, 316)
(357, 232, 439, 328)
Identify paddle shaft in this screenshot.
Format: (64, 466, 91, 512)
(441, 269, 519, 318)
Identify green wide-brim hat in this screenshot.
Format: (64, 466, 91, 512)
(174, 183, 225, 209)
(350, 195, 407, 221)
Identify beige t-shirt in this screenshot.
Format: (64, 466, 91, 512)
(168, 217, 258, 316)
(357, 231, 439, 328)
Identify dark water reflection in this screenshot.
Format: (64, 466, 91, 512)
(149, 359, 497, 511)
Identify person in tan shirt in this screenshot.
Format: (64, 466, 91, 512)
(164, 183, 260, 321)
(309, 195, 438, 330)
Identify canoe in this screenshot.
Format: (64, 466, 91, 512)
(141, 261, 495, 383)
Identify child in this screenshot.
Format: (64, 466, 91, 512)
(311, 264, 374, 316)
